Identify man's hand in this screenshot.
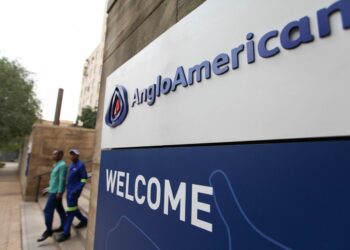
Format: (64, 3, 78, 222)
(56, 193, 62, 200)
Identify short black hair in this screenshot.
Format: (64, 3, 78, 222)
(54, 150, 64, 157)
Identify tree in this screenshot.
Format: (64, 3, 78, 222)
(0, 57, 41, 151)
(77, 106, 97, 129)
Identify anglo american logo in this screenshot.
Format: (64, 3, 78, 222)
(105, 0, 350, 128)
(105, 85, 129, 128)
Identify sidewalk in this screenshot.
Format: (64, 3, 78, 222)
(21, 202, 59, 250)
(0, 162, 88, 250)
(22, 182, 89, 250)
(0, 162, 22, 250)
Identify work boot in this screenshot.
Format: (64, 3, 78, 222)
(56, 233, 70, 242)
(37, 230, 53, 242)
(74, 220, 88, 229)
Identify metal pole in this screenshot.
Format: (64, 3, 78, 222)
(35, 176, 41, 202)
(53, 88, 64, 126)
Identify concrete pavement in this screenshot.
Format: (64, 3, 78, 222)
(0, 162, 89, 250)
(0, 162, 22, 250)
(23, 180, 89, 250)
(21, 202, 59, 250)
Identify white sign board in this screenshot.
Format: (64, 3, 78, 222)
(102, 0, 350, 149)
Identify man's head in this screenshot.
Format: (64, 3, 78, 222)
(53, 150, 64, 162)
(69, 149, 80, 162)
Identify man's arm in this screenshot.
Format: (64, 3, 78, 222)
(74, 163, 88, 194)
(57, 162, 67, 198)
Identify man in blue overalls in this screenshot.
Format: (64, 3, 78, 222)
(57, 149, 88, 242)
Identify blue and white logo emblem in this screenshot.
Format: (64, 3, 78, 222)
(105, 85, 129, 128)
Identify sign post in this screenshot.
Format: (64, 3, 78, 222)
(96, 0, 350, 249)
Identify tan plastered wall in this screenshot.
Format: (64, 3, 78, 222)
(18, 124, 95, 201)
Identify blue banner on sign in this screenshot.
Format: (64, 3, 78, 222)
(95, 139, 350, 250)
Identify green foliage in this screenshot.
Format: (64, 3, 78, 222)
(0, 57, 41, 151)
(0, 161, 4, 168)
(77, 106, 97, 129)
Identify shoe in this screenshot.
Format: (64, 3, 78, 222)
(74, 220, 88, 229)
(37, 231, 53, 242)
(56, 233, 70, 242)
(52, 226, 64, 233)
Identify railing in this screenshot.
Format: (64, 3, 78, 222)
(33, 171, 51, 202)
(32, 160, 93, 202)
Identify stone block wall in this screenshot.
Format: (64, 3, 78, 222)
(86, 0, 205, 249)
(18, 124, 95, 201)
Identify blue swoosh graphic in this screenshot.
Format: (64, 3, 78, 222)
(106, 215, 160, 250)
(209, 169, 292, 250)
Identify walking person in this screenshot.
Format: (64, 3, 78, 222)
(57, 149, 88, 242)
(37, 150, 67, 242)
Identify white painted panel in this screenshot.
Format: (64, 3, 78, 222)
(102, 0, 350, 149)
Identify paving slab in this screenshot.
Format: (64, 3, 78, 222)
(37, 192, 89, 250)
(0, 162, 22, 250)
(21, 202, 59, 250)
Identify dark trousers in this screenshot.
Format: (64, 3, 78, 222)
(63, 192, 87, 236)
(44, 193, 66, 232)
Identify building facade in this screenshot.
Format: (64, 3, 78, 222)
(77, 43, 104, 116)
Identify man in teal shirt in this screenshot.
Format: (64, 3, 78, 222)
(37, 150, 67, 242)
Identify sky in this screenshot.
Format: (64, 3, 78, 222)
(0, 0, 106, 122)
